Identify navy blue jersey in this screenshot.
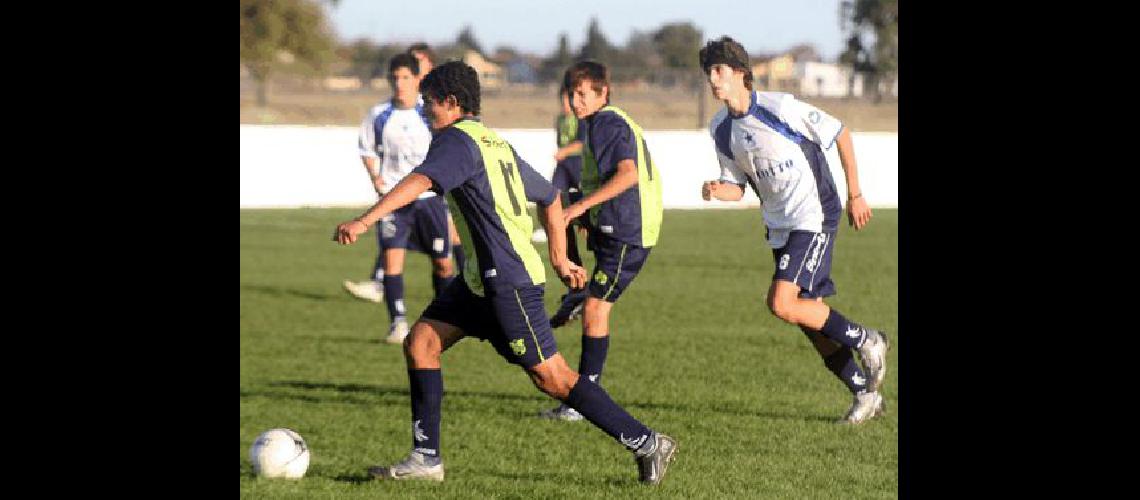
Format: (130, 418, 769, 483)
(581, 106, 663, 247)
(412, 118, 557, 296)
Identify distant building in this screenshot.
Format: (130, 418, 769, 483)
(751, 54, 797, 93)
(463, 50, 504, 89)
(795, 62, 864, 98)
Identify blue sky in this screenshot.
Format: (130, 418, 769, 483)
(325, 0, 848, 61)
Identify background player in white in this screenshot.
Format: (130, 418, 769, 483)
(698, 36, 889, 424)
(345, 53, 457, 344)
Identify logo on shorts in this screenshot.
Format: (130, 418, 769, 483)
(778, 254, 790, 270)
(432, 238, 445, 253)
(509, 338, 526, 356)
(600, 225, 614, 234)
(382, 219, 397, 238)
(846, 326, 863, 339)
(594, 270, 608, 285)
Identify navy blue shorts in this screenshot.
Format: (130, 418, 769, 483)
(420, 279, 559, 368)
(378, 196, 451, 259)
(586, 232, 652, 303)
(771, 230, 836, 299)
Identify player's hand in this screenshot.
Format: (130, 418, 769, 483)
(554, 260, 587, 290)
(333, 219, 369, 245)
(701, 180, 721, 201)
(847, 195, 873, 230)
(562, 203, 586, 227)
(554, 150, 567, 162)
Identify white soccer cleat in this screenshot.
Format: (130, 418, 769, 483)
(385, 318, 410, 345)
(537, 404, 584, 422)
(367, 451, 445, 481)
(343, 279, 384, 303)
(857, 329, 890, 392)
(840, 390, 885, 425)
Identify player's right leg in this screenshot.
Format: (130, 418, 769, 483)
(368, 278, 479, 482)
(367, 319, 465, 481)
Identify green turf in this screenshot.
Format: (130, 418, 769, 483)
(240, 208, 898, 499)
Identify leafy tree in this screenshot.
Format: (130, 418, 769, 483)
(240, 0, 337, 106)
(652, 22, 703, 70)
(840, 0, 898, 101)
(578, 18, 616, 65)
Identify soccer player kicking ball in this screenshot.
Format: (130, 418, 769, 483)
(697, 37, 889, 424)
(538, 61, 664, 423)
(333, 62, 677, 484)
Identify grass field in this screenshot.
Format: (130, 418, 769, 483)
(240, 208, 898, 499)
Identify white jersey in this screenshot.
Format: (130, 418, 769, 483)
(357, 97, 435, 199)
(710, 91, 844, 248)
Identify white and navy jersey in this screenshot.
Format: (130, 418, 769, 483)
(710, 91, 844, 248)
(357, 97, 435, 199)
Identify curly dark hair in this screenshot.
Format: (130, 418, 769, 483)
(563, 61, 610, 103)
(419, 61, 481, 116)
(388, 53, 419, 77)
(699, 36, 753, 90)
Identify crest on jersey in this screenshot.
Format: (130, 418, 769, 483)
(509, 338, 526, 356)
(808, 110, 821, 124)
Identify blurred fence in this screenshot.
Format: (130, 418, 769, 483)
(239, 66, 898, 131)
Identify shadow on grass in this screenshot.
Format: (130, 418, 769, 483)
(242, 284, 340, 302)
(263, 381, 549, 405)
(247, 382, 836, 423)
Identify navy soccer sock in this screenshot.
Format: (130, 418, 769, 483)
(578, 335, 609, 385)
(383, 274, 406, 321)
(818, 308, 867, 349)
(563, 378, 653, 454)
(432, 273, 454, 297)
(371, 253, 385, 282)
(823, 346, 868, 394)
(407, 369, 442, 461)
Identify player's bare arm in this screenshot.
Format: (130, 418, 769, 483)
(361, 156, 385, 195)
(554, 141, 583, 162)
(333, 173, 433, 245)
(701, 180, 745, 202)
(540, 192, 587, 289)
(563, 158, 638, 224)
(835, 127, 872, 230)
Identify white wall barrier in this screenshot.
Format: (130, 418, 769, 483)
(240, 125, 897, 209)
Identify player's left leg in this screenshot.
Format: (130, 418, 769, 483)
(495, 285, 676, 485)
(542, 235, 652, 421)
(343, 232, 386, 303)
(414, 197, 457, 297)
(768, 231, 890, 394)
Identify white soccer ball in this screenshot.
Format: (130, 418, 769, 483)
(250, 428, 310, 478)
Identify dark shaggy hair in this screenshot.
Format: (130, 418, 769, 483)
(563, 60, 611, 103)
(419, 61, 481, 116)
(387, 53, 419, 77)
(407, 43, 435, 63)
(699, 36, 754, 90)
